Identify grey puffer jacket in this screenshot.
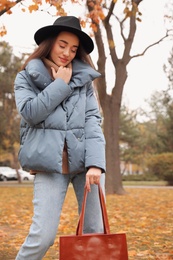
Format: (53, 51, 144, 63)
(14, 58, 106, 174)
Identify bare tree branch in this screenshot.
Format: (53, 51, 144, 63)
(132, 0, 143, 6)
(104, 1, 119, 66)
(131, 31, 171, 59)
(116, 16, 126, 42)
(105, 1, 115, 23)
(86, 0, 107, 101)
(122, 4, 138, 64)
(116, 0, 144, 63)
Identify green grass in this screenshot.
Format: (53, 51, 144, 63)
(123, 180, 169, 186)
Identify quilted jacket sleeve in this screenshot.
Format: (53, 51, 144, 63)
(14, 71, 73, 126)
(84, 83, 106, 172)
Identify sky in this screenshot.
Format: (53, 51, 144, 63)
(0, 0, 172, 111)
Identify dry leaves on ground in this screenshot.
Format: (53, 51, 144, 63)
(0, 185, 172, 260)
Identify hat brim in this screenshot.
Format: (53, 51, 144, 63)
(34, 25, 94, 54)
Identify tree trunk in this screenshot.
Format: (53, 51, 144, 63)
(86, 0, 141, 194)
(12, 147, 21, 183)
(97, 60, 128, 194)
(102, 93, 127, 194)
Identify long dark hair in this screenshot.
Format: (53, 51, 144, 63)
(21, 35, 94, 70)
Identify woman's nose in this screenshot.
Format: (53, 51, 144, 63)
(63, 48, 70, 56)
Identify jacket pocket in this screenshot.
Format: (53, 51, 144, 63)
(19, 128, 64, 173)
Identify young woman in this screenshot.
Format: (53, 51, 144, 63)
(14, 16, 106, 259)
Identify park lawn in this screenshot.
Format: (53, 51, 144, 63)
(122, 181, 169, 186)
(0, 185, 172, 260)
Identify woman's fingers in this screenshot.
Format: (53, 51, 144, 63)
(85, 167, 101, 192)
(85, 174, 91, 192)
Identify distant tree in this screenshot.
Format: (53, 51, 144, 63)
(120, 42, 173, 170)
(0, 41, 22, 175)
(147, 153, 173, 184)
(119, 105, 155, 173)
(120, 105, 140, 162)
(132, 89, 172, 159)
(144, 43, 173, 184)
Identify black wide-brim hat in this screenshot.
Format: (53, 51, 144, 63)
(34, 16, 94, 54)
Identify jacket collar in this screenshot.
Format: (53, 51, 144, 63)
(25, 58, 101, 90)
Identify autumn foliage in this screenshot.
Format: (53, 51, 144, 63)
(0, 185, 173, 259)
(0, 0, 66, 36)
(147, 153, 173, 184)
(0, 0, 106, 35)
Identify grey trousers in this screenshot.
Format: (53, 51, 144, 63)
(15, 172, 105, 260)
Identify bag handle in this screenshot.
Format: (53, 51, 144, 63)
(76, 183, 110, 236)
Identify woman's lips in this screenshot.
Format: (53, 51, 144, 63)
(59, 57, 68, 63)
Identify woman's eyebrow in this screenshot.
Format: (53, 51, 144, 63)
(59, 39, 79, 48)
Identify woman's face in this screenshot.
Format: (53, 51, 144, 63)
(49, 31, 79, 67)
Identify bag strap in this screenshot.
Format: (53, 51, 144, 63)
(76, 183, 110, 236)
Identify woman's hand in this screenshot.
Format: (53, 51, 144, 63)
(85, 167, 102, 192)
(51, 62, 72, 84)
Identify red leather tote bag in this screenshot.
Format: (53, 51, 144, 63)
(59, 184, 128, 259)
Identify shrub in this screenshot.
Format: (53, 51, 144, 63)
(122, 173, 159, 182)
(146, 153, 173, 184)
